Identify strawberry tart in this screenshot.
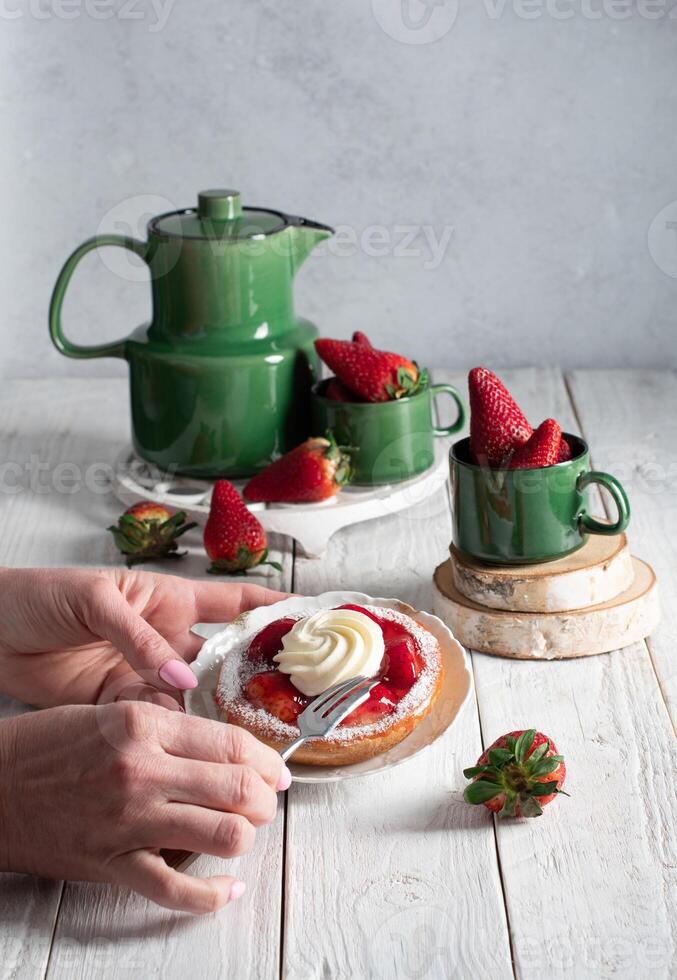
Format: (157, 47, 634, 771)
(215, 603, 445, 765)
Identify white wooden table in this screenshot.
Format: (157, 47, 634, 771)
(0, 370, 675, 980)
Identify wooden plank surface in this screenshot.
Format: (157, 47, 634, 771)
(466, 368, 676, 980)
(567, 369, 677, 725)
(0, 380, 290, 980)
(285, 488, 514, 980)
(0, 373, 674, 980)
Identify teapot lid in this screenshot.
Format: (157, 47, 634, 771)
(150, 189, 288, 240)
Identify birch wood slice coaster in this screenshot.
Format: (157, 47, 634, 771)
(433, 556, 659, 660)
(449, 534, 634, 613)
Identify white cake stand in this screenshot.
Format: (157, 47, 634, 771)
(111, 443, 449, 558)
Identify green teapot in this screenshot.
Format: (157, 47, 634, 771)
(49, 189, 333, 477)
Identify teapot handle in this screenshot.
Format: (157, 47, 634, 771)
(49, 234, 149, 359)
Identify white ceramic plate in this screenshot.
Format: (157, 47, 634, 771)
(112, 444, 448, 557)
(185, 590, 473, 783)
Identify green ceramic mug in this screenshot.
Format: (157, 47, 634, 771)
(312, 381, 466, 485)
(450, 435, 630, 565)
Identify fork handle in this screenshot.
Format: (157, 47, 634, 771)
(280, 736, 307, 762)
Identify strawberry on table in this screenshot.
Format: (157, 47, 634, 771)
(468, 367, 533, 466)
(107, 501, 196, 567)
(508, 418, 562, 469)
(204, 480, 282, 575)
(244, 433, 351, 504)
(315, 337, 428, 403)
(463, 729, 567, 818)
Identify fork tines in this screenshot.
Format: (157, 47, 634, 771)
(312, 676, 374, 719)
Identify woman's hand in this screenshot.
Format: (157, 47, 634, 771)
(0, 701, 291, 913)
(0, 567, 286, 709)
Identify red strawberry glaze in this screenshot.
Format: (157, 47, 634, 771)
(245, 617, 296, 665)
(239, 604, 426, 729)
(244, 670, 309, 724)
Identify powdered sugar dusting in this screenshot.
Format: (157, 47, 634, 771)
(215, 604, 441, 743)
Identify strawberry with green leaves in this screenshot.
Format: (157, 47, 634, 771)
(204, 480, 281, 575)
(244, 433, 351, 504)
(463, 729, 567, 818)
(108, 502, 196, 568)
(315, 337, 428, 403)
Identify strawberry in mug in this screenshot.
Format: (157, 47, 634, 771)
(450, 367, 630, 564)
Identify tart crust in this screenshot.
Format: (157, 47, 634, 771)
(215, 605, 445, 766)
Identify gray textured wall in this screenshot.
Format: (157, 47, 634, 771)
(1, 0, 675, 379)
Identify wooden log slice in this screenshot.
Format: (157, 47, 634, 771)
(433, 556, 659, 660)
(449, 534, 634, 613)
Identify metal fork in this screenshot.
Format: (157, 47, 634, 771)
(279, 675, 379, 762)
(161, 675, 377, 872)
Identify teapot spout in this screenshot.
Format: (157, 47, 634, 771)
(287, 217, 334, 274)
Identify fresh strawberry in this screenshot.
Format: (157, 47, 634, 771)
(324, 377, 356, 402)
(204, 481, 281, 574)
(244, 670, 309, 724)
(468, 367, 533, 466)
(315, 337, 428, 403)
(464, 729, 567, 818)
(508, 419, 562, 469)
(108, 501, 196, 567)
(125, 502, 172, 523)
(558, 436, 572, 462)
(352, 330, 372, 347)
(244, 432, 351, 504)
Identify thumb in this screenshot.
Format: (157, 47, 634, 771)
(83, 579, 198, 692)
(113, 850, 245, 914)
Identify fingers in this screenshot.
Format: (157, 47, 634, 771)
(82, 579, 198, 692)
(115, 683, 184, 713)
(192, 581, 290, 625)
(114, 850, 245, 914)
(159, 714, 288, 790)
(154, 803, 261, 857)
(166, 762, 278, 825)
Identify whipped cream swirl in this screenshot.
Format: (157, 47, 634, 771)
(273, 608, 384, 697)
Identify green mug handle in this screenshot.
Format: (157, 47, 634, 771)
(577, 471, 631, 535)
(430, 383, 467, 437)
(49, 235, 148, 359)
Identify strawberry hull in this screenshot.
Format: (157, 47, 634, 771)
(464, 729, 567, 818)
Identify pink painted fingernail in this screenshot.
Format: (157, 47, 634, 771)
(276, 764, 292, 792)
(158, 659, 198, 691)
(230, 880, 246, 902)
